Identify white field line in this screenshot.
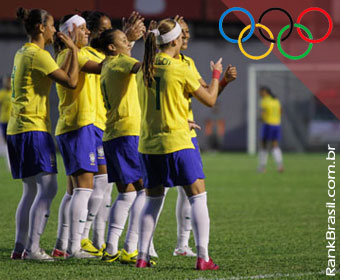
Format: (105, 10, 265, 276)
(191, 269, 340, 280)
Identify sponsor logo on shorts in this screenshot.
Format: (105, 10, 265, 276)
(89, 152, 96, 166)
(97, 146, 105, 157)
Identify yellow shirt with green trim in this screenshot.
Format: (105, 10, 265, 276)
(100, 53, 140, 142)
(55, 48, 93, 135)
(261, 95, 281, 125)
(82, 46, 106, 131)
(0, 88, 12, 123)
(7, 43, 59, 135)
(180, 54, 202, 138)
(137, 52, 201, 154)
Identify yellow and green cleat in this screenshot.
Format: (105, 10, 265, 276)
(101, 250, 121, 263)
(80, 238, 102, 257)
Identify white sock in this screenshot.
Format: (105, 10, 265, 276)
(189, 192, 209, 262)
(272, 147, 283, 169)
(124, 189, 145, 253)
(14, 176, 37, 253)
(176, 186, 191, 248)
(55, 192, 72, 251)
(26, 173, 58, 253)
(137, 195, 165, 261)
(258, 149, 268, 169)
(67, 188, 93, 254)
(106, 191, 136, 255)
(93, 182, 113, 249)
(81, 174, 107, 240)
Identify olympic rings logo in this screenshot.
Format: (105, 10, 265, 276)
(219, 7, 333, 60)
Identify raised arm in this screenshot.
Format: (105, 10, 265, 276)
(191, 58, 223, 107)
(48, 32, 79, 89)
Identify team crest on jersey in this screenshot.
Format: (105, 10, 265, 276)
(89, 152, 96, 165)
(97, 146, 104, 157)
(50, 153, 56, 167)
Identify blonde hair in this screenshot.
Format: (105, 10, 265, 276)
(142, 19, 177, 87)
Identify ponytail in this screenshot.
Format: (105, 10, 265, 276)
(142, 32, 157, 87)
(17, 7, 49, 35)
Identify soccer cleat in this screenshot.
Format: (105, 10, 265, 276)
(67, 249, 97, 259)
(51, 248, 69, 258)
(10, 251, 23, 260)
(278, 166, 284, 173)
(22, 249, 54, 261)
(196, 257, 219, 270)
(120, 249, 138, 264)
(173, 246, 197, 257)
(81, 238, 102, 257)
(136, 259, 151, 268)
(101, 250, 121, 263)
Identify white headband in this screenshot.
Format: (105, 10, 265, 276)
(60, 15, 86, 35)
(151, 22, 182, 45)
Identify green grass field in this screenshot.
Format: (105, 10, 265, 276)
(0, 152, 339, 279)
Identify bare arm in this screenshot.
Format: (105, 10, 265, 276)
(218, 64, 237, 95)
(48, 32, 79, 89)
(191, 58, 223, 107)
(81, 60, 102, 74)
(131, 62, 142, 74)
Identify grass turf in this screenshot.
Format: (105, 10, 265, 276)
(0, 152, 339, 279)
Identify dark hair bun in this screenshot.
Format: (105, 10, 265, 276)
(16, 7, 29, 21)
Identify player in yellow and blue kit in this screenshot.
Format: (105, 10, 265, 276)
(170, 16, 237, 258)
(53, 13, 104, 259)
(258, 86, 284, 172)
(136, 18, 230, 270)
(52, 11, 112, 259)
(98, 26, 158, 265)
(8, 7, 79, 261)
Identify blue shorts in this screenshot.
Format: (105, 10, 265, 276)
(191, 137, 203, 171)
(261, 124, 281, 141)
(139, 147, 205, 189)
(7, 131, 57, 179)
(0, 123, 7, 140)
(94, 126, 106, 166)
(56, 124, 104, 175)
(103, 136, 142, 184)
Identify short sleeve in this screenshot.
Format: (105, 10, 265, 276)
(120, 55, 139, 74)
(184, 67, 201, 94)
(33, 49, 59, 76)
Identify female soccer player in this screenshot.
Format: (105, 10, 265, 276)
(79, 10, 146, 254)
(98, 27, 153, 265)
(53, 14, 103, 259)
(171, 16, 237, 257)
(136, 18, 226, 270)
(258, 86, 284, 172)
(8, 7, 79, 261)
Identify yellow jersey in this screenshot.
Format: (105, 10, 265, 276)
(7, 43, 59, 135)
(137, 52, 201, 154)
(180, 54, 202, 138)
(261, 95, 281, 125)
(55, 48, 94, 135)
(82, 46, 106, 131)
(100, 54, 140, 142)
(0, 88, 12, 123)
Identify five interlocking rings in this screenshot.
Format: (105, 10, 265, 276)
(219, 7, 333, 60)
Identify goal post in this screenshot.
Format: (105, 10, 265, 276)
(247, 63, 340, 155)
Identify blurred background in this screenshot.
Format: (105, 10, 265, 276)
(0, 0, 339, 155)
